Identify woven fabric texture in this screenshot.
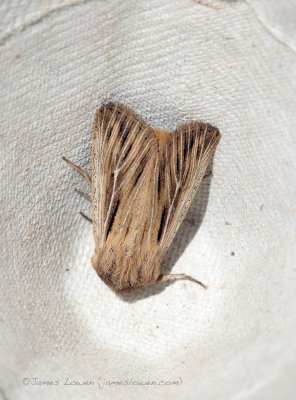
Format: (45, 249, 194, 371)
(1, 1, 295, 399)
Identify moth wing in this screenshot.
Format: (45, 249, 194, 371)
(91, 103, 161, 292)
(91, 103, 157, 248)
(154, 121, 221, 260)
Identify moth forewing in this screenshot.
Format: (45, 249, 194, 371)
(152, 121, 221, 260)
(63, 103, 220, 294)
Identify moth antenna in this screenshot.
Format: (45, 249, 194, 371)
(62, 156, 92, 188)
(80, 211, 92, 224)
(157, 273, 207, 289)
(75, 188, 91, 202)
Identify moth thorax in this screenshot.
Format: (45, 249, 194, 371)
(91, 245, 160, 293)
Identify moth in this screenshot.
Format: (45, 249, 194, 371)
(63, 103, 220, 293)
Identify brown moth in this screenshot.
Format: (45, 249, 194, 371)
(63, 103, 220, 293)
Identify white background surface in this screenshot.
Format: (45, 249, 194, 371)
(1, 1, 295, 399)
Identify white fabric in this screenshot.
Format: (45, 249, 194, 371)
(1, 1, 295, 399)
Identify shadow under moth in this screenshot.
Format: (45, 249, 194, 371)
(63, 103, 220, 293)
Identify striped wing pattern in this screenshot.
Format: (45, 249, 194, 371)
(91, 103, 220, 292)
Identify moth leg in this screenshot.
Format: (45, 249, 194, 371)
(80, 211, 92, 224)
(157, 273, 207, 289)
(62, 156, 91, 188)
(203, 171, 212, 180)
(75, 188, 91, 202)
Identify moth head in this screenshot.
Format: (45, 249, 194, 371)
(91, 248, 160, 294)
